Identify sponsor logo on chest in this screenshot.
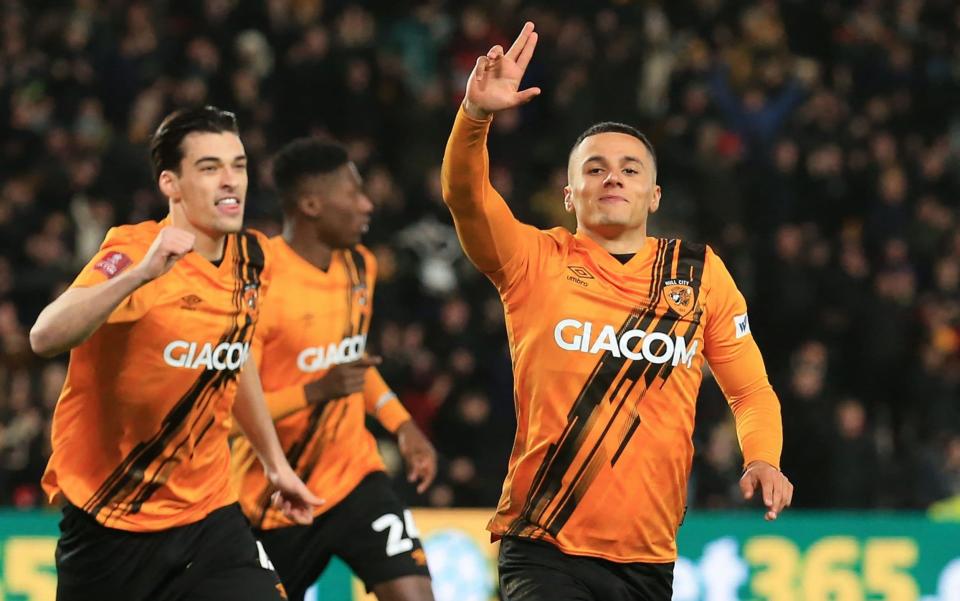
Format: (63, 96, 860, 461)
(297, 334, 367, 373)
(163, 340, 251, 370)
(553, 319, 699, 368)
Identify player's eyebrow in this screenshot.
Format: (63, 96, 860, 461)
(582, 155, 645, 167)
(194, 155, 247, 165)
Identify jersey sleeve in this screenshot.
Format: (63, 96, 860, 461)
(70, 225, 155, 323)
(702, 247, 783, 469)
(440, 105, 551, 294)
(364, 367, 410, 434)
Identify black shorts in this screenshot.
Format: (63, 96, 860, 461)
(256, 471, 431, 601)
(498, 536, 674, 601)
(55, 502, 286, 601)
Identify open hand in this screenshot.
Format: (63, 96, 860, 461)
(463, 21, 541, 119)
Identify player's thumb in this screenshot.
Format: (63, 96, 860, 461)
(357, 355, 383, 367)
(516, 87, 541, 104)
(299, 485, 324, 506)
(740, 472, 756, 500)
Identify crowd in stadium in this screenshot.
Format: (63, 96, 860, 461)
(0, 0, 958, 512)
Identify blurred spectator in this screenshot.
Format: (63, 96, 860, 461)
(829, 398, 880, 509)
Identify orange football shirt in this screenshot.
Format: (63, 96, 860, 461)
(231, 238, 411, 529)
(441, 107, 783, 563)
(42, 218, 270, 532)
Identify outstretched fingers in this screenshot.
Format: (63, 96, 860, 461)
(516, 31, 538, 70)
(506, 21, 535, 61)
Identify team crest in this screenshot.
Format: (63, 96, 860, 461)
(354, 283, 368, 306)
(242, 282, 260, 319)
(663, 279, 695, 317)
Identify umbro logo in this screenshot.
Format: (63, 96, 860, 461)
(566, 265, 594, 288)
(180, 294, 203, 310)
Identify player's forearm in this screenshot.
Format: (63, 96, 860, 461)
(709, 332, 784, 468)
(729, 386, 783, 469)
(30, 268, 149, 357)
(441, 104, 524, 273)
(711, 348, 784, 468)
(441, 103, 494, 212)
(363, 368, 411, 433)
(233, 363, 289, 474)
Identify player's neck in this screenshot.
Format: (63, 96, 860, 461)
(168, 210, 226, 262)
(578, 225, 649, 255)
(283, 222, 334, 272)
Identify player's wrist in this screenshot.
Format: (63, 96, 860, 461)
(264, 459, 295, 486)
(462, 99, 493, 121)
(742, 460, 777, 474)
(126, 263, 157, 287)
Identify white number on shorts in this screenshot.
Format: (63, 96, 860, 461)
(372, 512, 416, 557)
(402, 510, 420, 539)
(256, 540, 276, 571)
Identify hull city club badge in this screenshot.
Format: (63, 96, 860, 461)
(663, 279, 696, 317)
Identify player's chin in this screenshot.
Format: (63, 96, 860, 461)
(213, 213, 245, 234)
(590, 212, 631, 227)
(340, 231, 364, 247)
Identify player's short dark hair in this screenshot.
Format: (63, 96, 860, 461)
(571, 122, 657, 171)
(150, 106, 239, 180)
(272, 138, 350, 211)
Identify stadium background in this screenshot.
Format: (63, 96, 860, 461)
(0, 0, 959, 599)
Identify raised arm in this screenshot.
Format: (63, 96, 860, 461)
(30, 227, 195, 357)
(440, 22, 542, 274)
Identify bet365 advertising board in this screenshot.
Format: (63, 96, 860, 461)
(1, 510, 957, 600)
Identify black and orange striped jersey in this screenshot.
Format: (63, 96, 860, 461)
(231, 238, 411, 529)
(42, 217, 270, 532)
(441, 107, 783, 563)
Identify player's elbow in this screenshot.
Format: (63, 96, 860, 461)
(29, 323, 60, 358)
(439, 160, 476, 209)
(439, 166, 458, 207)
(29, 318, 76, 358)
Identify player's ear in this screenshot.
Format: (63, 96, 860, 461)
(158, 170, 180, 200)
(297, 194, 323, 219)
(648, 185, 661, 214)
(563, 185, 574, 213)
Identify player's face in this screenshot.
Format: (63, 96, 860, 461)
(313, 163, 373, 248)
(565, 133, 660, 236)
(163, 131, 248, 236)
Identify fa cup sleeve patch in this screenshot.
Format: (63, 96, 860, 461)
(94, 252, 133, 278)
